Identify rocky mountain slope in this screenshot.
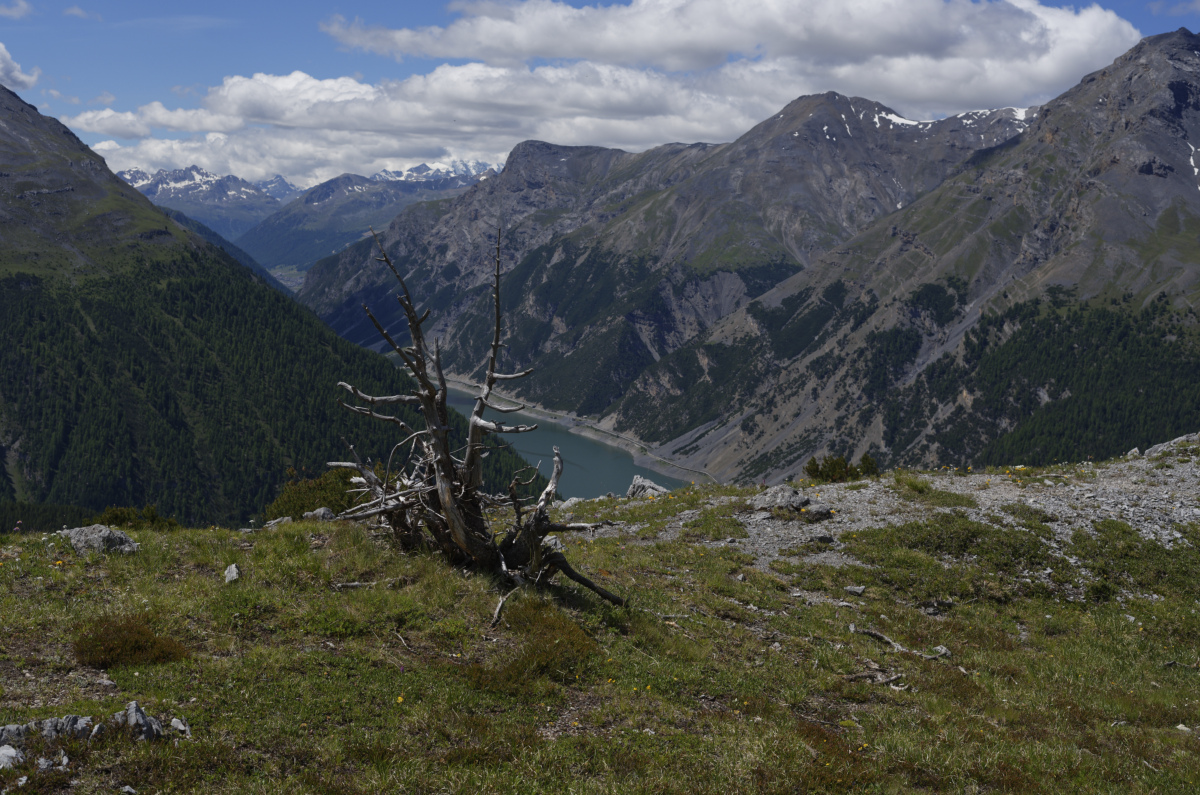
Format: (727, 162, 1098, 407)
(235, 170, 484, 272)
(253, 174, 302, 202)
(635, 27, 1200, 482)
(116, 165, 280, 240)
(298, 96, 1026, 379)
(0, 86, 530, 523)
(299, 29, 1200, 485)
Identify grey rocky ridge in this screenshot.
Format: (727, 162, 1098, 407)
(0, 702, 187, 787)
(580, 432, 1200, 597)
(299, 29, 1200, 486)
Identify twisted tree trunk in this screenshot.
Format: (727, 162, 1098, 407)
(330, 228, 625, 606)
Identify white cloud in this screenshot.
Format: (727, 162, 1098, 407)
(64, 5, 102, 21)
(0, 1, 31, 20)
(48, 88, 79, 104)
(71, 0, 1143, 186)
(89, 90, 115, 105)
(0, 42, 39, 90)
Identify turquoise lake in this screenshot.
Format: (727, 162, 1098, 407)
(445, 387, 686, 498)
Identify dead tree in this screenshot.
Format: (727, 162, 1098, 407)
(329, 229, 624, 606)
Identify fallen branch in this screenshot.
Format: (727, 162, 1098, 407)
(545, 550, 626, 606)
(490, 585, 520, 628)
(850, 624, 950, 661)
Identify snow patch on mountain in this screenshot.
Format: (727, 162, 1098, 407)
(371, 159, 498, 184)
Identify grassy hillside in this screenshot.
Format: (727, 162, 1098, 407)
(2, 458, 1198, 792)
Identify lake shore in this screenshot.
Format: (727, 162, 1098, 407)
(443, 376, 713, 487)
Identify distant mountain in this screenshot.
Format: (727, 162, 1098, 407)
(234, 170, 485, 273)
(115, 165, 280, 239)
(254, 174, 303, 203)
(299, 29, 1200, 483)
(371, 159, 496, 183)
(0, 86, 532, 523)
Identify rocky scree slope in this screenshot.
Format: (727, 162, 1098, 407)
(566, 432, 1200, 609)
(637, 28, 1200, 482)
(299, 94, 1026, 413)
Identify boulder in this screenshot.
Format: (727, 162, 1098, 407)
(56, 525, 139, 555)
(627, 475, 669, 500)
(802, 504, 834, 523)
(303, 507, 334, 522)
(0, 744, 23, 770)
(0, 725, 25, 746)
(749, 485, 811, 512)
(264, 516, 293, 528)
(111, 701, 163, 742)
(38, 715, 91, 741)
(224, 563, 240, 583)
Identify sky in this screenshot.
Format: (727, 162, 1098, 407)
(0, 1, 1196, 187)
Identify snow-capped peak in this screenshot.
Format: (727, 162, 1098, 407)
(371, 159, 499, 183)
(115, 168, 154, 188)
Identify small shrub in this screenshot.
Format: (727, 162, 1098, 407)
(91, 504, 179, 531)
(1086, 580, 1119, 603)
(803, 453, 878, 484)
(467, 598, 597, 692)
(893, 474, 977, 508)
(264, 468, 357, 521)
(73, 613, 190, 669)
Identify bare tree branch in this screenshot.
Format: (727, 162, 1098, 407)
(333, 227, 624, 613)
(337, 382, 420, 406)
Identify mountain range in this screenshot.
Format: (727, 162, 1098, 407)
(0, 87, 529, 523)
(115, 161, 495, 287)
(298, 28, 1200, 484)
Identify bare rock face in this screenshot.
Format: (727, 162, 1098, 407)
(627, 476, 670, 500)
(56, 525, 139, 555)
(749, 485, 811, 512)
(111, 701, 163, 742)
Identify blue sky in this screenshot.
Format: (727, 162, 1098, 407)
(1, 1, 1195, 185)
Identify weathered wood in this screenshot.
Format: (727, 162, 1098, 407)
(333, 228, 624, 608)
(337, 382, 420, 406)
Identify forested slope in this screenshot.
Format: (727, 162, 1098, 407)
(0, 85, 531, 524)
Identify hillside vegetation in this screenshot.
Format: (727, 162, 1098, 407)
(0, 84, 533, 525)
(2, 444, 1199, 792)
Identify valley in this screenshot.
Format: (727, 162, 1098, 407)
(294, 29, 1200, 486)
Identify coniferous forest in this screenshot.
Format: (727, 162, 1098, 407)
(0, 243, 531, 526)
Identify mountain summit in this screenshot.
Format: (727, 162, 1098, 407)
(115, 165, 280, 239)
(297, 29, 1200, 484)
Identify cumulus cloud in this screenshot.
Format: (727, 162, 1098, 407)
(0, 42, 39, 90)
(0, 1, 31, 20)
(323, 0, 1141, 117)
(73, 0, 1144, 185)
